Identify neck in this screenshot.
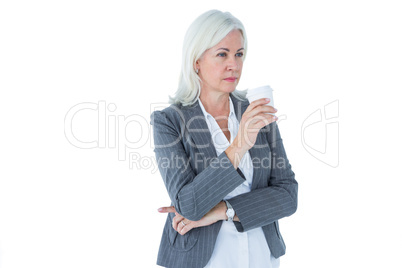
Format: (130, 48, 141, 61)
(199, 91, 231, 117)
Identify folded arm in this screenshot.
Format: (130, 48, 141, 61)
(151, 110, 245, 221)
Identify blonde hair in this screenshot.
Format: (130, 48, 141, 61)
(169, 10, 248, 106)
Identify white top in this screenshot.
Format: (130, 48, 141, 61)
(198, 97, 280, 268)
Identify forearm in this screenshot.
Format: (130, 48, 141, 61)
(157, 151, 245, 221)
(229, 183, 297, 232)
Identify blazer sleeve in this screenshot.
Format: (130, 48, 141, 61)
(229, 122, 298, 232)
(151, 109, 245, 221)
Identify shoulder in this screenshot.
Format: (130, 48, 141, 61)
(150, 103, 194, 132)
(151, 102, 187, 120)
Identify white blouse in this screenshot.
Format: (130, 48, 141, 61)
(198, 97, 280, 268)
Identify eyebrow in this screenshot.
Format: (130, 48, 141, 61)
(215, 48, 244, 52)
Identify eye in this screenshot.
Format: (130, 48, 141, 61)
(236, 52, 244, 57)
(217, 52, 227, 57)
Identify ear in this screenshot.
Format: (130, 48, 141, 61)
(194, 59, 200, 70)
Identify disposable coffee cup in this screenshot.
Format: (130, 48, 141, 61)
(246, 85, 275, 114)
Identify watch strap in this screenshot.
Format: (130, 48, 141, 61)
(225, 200, 234, 222)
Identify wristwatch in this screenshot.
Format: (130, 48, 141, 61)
(224, 200, 235, 222)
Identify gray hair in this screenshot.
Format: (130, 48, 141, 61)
(169, 10, 248, 106)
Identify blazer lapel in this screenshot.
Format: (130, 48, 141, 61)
(231, 95, 266, 190)
(181, 100, 217, 169)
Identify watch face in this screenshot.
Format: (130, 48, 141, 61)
(227, 209, 235, 218)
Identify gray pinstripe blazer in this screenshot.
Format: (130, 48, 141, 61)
(151, 93, 298, 268)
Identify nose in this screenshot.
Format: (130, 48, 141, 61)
(227, 56, 240, 71)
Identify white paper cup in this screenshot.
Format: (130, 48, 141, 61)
(246, 85, 275, 114)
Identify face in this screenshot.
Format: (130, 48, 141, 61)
(196, 30, 244, 96)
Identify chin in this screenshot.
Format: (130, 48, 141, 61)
(218, 88, 235, 95)
(214, 84, 238, 94)
(225, 85, 237, 93)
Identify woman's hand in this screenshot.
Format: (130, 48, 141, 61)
(226, 98, 277, 169)
(158, 201, 228, 235)
(238, 98, 277, 149)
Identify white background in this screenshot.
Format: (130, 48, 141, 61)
(1, 0, 401, 267)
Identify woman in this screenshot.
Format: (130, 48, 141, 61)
(151, 10, 298, 268)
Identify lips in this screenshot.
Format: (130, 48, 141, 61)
(224, 77, 237, 82)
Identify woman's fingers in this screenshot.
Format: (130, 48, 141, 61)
(179, 221, 196, 235)
(157, 206, 176, 213)
(244, 99, 277, 127)
(157, 206, 194, 234)
(172, 214, 184, 231)
(238, 104, 278, 150)
(253, 113, 278, 126)
(158, 206, 186, 232)
(245, 113, 277, 132)
(177, 219, 194, 235)
(248, 102, 277, 117)
(174, 217, 196, 235)
(258, 105, 277, 114)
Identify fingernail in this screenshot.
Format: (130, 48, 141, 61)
(157, 208, 163, 212)
(266, 98, 270, 102)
